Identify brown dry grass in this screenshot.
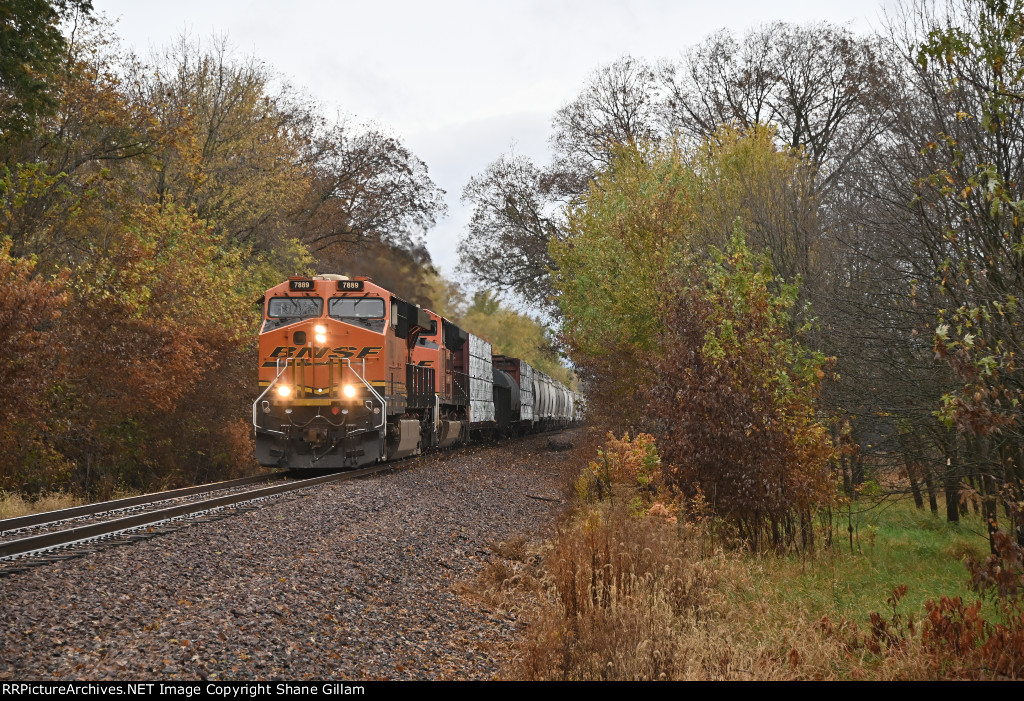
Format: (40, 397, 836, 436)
(483, 507, 1010, 680)
(0, 490, 80, 519)
(514, 504, 726, 680)
(471, 432, 1024, 680)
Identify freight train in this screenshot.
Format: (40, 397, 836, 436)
(253, 275, 582, 470)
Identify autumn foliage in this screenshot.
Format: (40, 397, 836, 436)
(578, 431, 661, 500)
(0, 241, 70, 491)
(818, 580, 1024, 679)
(0, 16, 448, 498)
(552, 132, 836, 550)
(646, 235, 835, 550)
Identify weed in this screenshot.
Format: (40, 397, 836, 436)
(494, 432, 1022, 679)
(0, 490, 79, 519)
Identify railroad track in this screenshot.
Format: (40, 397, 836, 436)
(0, 473, 282, 535)
(0, 464, 395, 573)
(0, 430, 574, 576)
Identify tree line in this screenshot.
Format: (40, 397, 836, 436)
(0, 2, 563, 497)
(458, 0, 1024, 552)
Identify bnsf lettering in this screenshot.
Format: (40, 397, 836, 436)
(294, 346, 335, 359)
(417, 360, 434, 367)
(267, 346, 381, 361)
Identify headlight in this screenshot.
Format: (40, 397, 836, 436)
(276, 385, 292, 398)
(314, 324, 326, 334)
(315, 333, 327, 343)
(343, 384, 357, 398)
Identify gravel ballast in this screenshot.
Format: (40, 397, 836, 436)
(0, 432, 576, 680)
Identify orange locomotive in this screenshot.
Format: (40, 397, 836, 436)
(410, 308, 470, 448)
(254, 274, 437, 468)
(253, 274, 579, 470)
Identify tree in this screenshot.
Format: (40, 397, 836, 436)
(689, 124, 821, 285)
(300, 122, 446, 256)
(141, 36, 310, 253)
(662, 22, 895, 188)
(553, 142, 691, 381)
(551, 132, 835, 548)
(1, 19, 157, 265)
(814, 0, 1024, 530)
(55, 202, 266, 495)
(457, 154, 562, 306)
(0, 0, 93, 139)
(647, 233, 835, 551)
(0, 239, 69, 492)
(550, 55, 664, 176)
(552, 126, 817, 421)
(913, 0, 1024, 543)
(459, 57, 664, 309)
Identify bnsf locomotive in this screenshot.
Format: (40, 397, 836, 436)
(253, 275, 582, 469)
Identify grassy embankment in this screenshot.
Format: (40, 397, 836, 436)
(478, 432, 1016, 680)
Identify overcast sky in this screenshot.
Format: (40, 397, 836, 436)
(91, 0, 895, 278)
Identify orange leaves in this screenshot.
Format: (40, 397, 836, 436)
(0, 240, 71, 491)
(921, 596, 984, 658)
(580, 432, 662, 502)
(918, 594, 1024, 679)
(0, 240, 68, 386)
(0, 200, 265, 495)
(820, 571, 1024, 679)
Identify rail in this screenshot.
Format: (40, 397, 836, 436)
(0, 465, 391, 561)
(0, 475, 279, 533)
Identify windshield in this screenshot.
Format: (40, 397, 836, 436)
(264, 296, 323, 330)
(268, 297, 323, 319)
(329, 297, 385, 319)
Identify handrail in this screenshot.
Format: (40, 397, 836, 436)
(345, 357, 386, 434)
(253, 356, 387, 446)
(252, 356, 291, 430)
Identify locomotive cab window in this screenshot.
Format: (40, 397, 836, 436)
(416, 319, 438, 346)
(329, 296, 385, 319)
(329, 296, 386, 332)
(264, 297, 323, 330)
